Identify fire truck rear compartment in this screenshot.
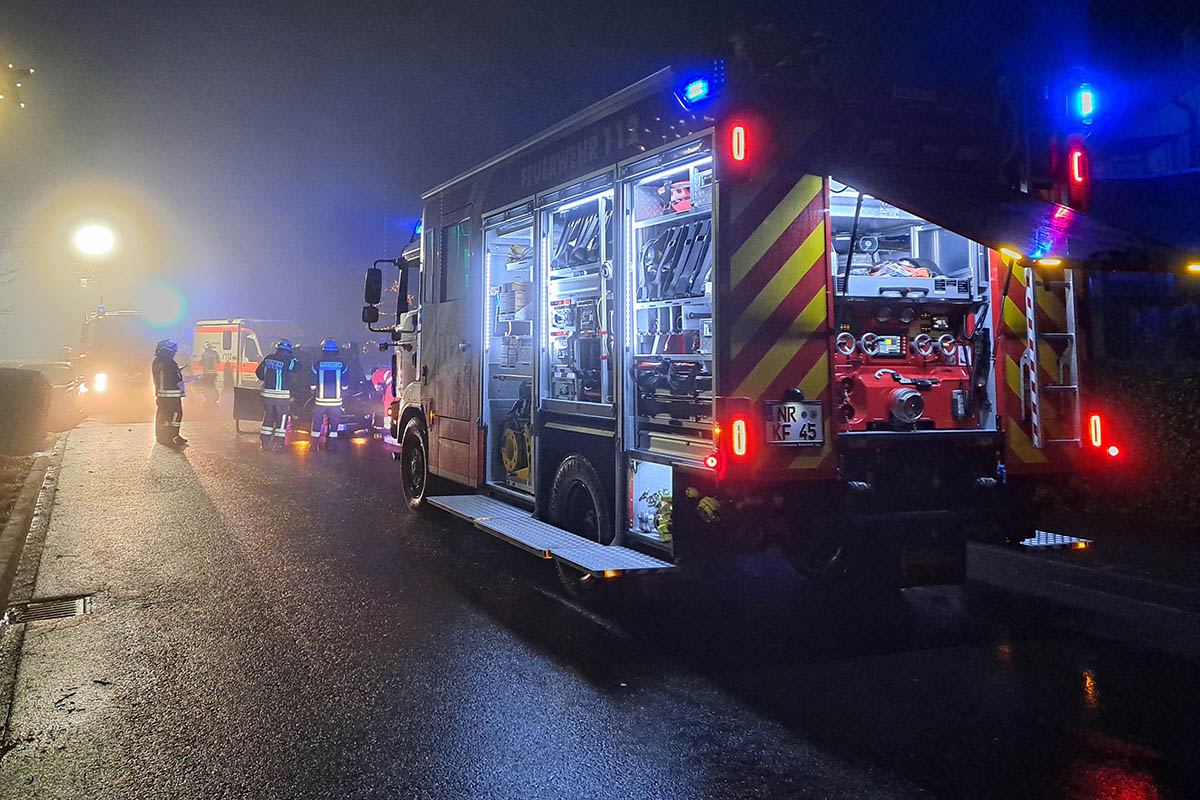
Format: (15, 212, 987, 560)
(827, 181, 999, 436)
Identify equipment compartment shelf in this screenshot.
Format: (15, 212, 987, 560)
(633, 353, 711, 360)
(548, 260, 604, 279)
(634, 296, 709, 309)
(636, 416, 714, 432)
(633, 205, 713, 230)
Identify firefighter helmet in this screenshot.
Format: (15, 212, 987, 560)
(157, 339, 179, 354)
(276, 339, 293, 352)
(321, 338, 338, 353)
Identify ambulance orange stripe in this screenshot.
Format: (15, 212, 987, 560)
(191, 361, 260, 374)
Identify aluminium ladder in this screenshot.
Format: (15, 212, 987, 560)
(1024, 267, 1081, 448)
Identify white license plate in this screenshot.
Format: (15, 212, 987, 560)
(764, 402, 823, 445)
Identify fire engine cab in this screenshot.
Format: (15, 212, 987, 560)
(363, 66, 1194, 592)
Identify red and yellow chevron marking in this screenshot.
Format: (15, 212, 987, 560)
(992, 253, 1078, 472)
(721, 174, 833, 474)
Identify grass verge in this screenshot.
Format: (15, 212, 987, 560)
(0, 455, 34, 533)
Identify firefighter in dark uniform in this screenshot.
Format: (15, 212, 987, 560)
(311, 338, 349, 449)
(255, 339, 297, 451)
(200, 342, 220, 407)
(152, 339, 187, 447)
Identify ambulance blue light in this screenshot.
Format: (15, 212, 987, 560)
(414, 220, 423, 236)
(683, 78, 710, 103)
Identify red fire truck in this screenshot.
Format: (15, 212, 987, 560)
(362, 66, 1195, 592)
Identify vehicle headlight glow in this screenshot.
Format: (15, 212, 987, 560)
(93, 372, 108, 392)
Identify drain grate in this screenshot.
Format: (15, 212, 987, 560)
(5, 595, 93, 624)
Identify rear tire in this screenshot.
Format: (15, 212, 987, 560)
(548, 455, 613, 600)
(399, 417, 430, 510)
(548, 455, 613, 545)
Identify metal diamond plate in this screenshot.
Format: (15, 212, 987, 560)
(475, 516, 589, 557)
(1020, 530, 1092, 550)
(551, 545, 674, 574)
(429, 495, 529, 522)
(432, 495, 674, 575)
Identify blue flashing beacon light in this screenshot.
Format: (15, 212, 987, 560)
(1076, 83, 1095, 123)
(683, 78, 710, 104)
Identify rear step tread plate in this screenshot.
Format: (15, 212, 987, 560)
(431, 495, 674, 575)
(474, 516, 585, 558)
(550, 544, 674, 574)
(1021, 530, 1093, 550)
(429, 495, 530, 522)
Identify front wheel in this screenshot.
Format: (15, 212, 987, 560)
(399, 417, 430, 510)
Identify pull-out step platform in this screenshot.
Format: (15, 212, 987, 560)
(1020, 530, 1092, 551)
(428, 495, 675, 576)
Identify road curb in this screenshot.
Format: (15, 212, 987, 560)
(967, 543, 1200, 658)
(0, 433, 67, 613)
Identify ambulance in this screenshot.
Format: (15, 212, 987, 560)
(191, 319, 303, 429)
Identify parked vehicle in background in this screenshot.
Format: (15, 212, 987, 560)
(71, 309, 160, 415)
(191, 319, 303, 431)
(369, 365, 398, 447)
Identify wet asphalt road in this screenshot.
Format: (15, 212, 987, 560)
(1, 418, 1198, 799)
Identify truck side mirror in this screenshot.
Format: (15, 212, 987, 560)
(362, 305, 380, 324)
(364, 267, 383, 305)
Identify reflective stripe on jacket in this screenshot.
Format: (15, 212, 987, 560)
(256, 352, 296, 399)
(312, 358, 347, 406)
(152, 353, 185, 398)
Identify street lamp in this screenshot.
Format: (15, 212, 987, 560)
(73, 223, 116, 257)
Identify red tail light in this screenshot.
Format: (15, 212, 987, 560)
(1087, 413, 1124, 460)
(713, 397, 753, 478)
(1066, 133, 1090, 210)
(704, 453, 720, 469)
(731, 125, 747, 161)
(730, 418, 748, 456)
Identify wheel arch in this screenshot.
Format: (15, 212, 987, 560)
(534, 424, 616, 524)
(397, 402, 426, 440)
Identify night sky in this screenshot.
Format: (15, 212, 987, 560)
(0, 0, 1188, 357)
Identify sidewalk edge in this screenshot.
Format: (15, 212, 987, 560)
(0, 433, 67, 612)
(967, 542, 1200, 658)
